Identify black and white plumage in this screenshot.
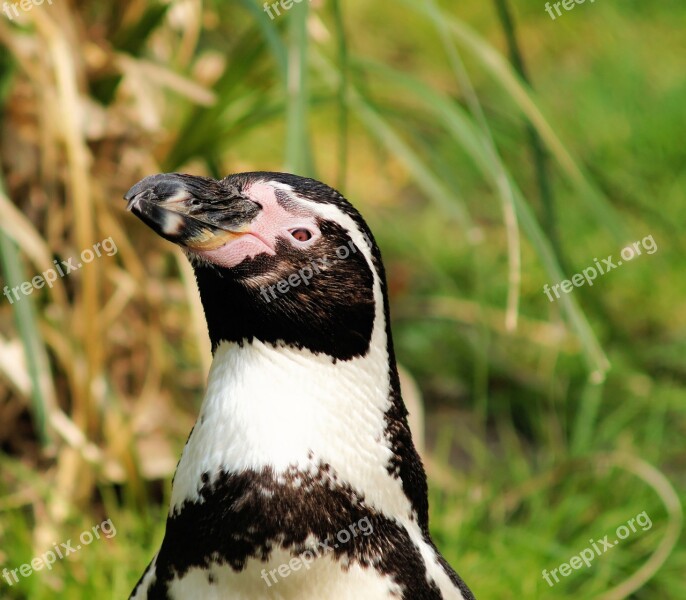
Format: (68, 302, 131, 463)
(124, 172, 476, 600)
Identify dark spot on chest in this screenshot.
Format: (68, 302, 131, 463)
(142, 465, 465, 599)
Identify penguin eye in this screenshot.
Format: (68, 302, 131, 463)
(290, 228, 313, 242)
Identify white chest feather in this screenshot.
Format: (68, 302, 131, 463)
(169, 331, 412, 521)
(162, 550, 403, 600)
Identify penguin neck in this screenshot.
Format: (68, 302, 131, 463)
(203, 335, 395, 459)
(168, 322, 417, 520)
(192, 247, 376, 361)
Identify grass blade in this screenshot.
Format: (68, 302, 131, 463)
(398, 0, 626, 242)
(0, 178, 55, 446)
(285, 0, 313, 175)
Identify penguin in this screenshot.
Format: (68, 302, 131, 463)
(124, 172, 476, 600)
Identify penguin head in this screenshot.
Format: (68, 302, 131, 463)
(125, 172, 388, 360)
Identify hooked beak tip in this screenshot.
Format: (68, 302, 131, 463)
(125, 195, 140, 212)
(124, 173, 260, 252)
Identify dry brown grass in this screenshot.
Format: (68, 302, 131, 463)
(0, 0, 220, 520)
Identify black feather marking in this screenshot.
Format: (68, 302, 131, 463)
(192, 219, 376, 361)
(142, 465, 447, 600)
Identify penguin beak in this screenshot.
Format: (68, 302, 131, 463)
(124, 173, 261, 251)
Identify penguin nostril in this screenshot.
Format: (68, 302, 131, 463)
(290, 228, 313, 242)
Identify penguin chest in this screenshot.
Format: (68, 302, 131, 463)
(135, 549, 403, 600)
(174, 554, 402, 600)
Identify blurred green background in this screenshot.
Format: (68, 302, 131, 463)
(0, 0, 684, 598)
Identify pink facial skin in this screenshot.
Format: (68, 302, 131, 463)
(195, 182, 320, 269)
